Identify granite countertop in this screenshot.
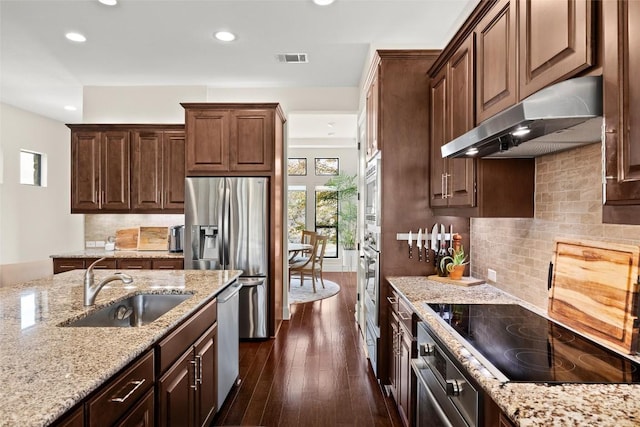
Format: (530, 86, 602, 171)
(50, 249, 184, 259)
(387, 276, 640, 427)
(0, 268, 241, 427)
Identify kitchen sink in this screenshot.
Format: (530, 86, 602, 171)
(61, 293, 193, 327)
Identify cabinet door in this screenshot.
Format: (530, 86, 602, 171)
(604, 0, 640, 210)
(229, 110, 273, 172)
(152, 259, 184, 270)
(186, 109, 230, 173)
(447, 37, 475, 208)
(430, 68, 448, 207)
(519, 0, 594, 99)
(366, 70, 380, 161)
(398, 327, 413, 427)
(131, 130, 163, 211)
(158, 350, 196, 427)
(55, 405, 84, 427)
(388, 312, 399, 400)
(475, 0, 517, 123)
(101, 131, 131, 210)
(71, 131, 101, 212)
(117, 258, 153, 270)
(163, 131, 185, 210)
(116, 389, 154, 427)
(194, 324, 217, 427)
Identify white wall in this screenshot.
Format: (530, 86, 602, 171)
(0, 103, 84, 284)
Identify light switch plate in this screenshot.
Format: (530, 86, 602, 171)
(95, 241, 105, 248)
(86, 241, 96, 248)
(488, 268, 497, 282)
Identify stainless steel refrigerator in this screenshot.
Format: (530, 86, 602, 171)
(184, 177, 268, 339)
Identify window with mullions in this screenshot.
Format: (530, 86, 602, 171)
(287, 186, 307, 243)
(315, 158, 339, 176)
(288, 158, 307, 176)
(315, 186, 338, 257)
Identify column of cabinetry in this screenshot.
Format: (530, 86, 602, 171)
(365, 68, 379, 161)
(131, 129, 185, 212)
(602, 0, 640, 224)
(388, 291, 415, 427)
(182, 104, 283, 175)
(68, 124, 185, 214)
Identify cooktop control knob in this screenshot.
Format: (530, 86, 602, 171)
(446, 379, 461, 396)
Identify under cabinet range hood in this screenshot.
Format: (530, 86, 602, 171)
(441, 75, 603, 159)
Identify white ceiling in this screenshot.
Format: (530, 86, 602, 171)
(0, 0, 479, 134)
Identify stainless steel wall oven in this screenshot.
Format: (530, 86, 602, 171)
(412, 321, 480, 427)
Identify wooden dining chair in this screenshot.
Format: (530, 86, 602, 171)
(290, 234, 327, 293)
(290, 230, 316, 263)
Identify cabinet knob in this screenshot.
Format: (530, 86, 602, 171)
(446, 379, 462, 396)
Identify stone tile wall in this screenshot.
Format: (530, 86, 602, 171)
(471, 143, 640, 311)
(84, 214, 184, 244)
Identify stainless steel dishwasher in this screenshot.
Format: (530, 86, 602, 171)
(217, 280, 242, 410)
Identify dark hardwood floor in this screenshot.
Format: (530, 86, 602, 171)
(212, 271, 403, 427)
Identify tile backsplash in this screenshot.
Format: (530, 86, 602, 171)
(471, 143, 640, 311)
(85, 214, 184, 244)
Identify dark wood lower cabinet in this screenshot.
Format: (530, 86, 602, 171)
(158, 323, 218, 427)
(116, 389, 154, 427)
(53, 257, 184, 274)
(388, 291, 415, 427)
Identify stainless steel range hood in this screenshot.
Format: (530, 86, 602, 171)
(440, 75, 603, 159)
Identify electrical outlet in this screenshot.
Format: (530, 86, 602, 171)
(488, 268, 497, 282)
(86, 241, 96, 248)
(95, 241, 105, 248)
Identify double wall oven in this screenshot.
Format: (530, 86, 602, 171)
(362, 154, 381, 375)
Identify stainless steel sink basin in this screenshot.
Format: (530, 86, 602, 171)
(61, 293, 192, 327)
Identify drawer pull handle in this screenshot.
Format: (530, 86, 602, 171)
(59, 265, 76, 268)
(110, 379, 145, 403)
(387, 296, 397, 304)
(195, 355, 203, 385)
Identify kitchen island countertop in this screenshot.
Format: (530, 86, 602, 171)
(0, 268, 241, 427)
(388, 276, 640, 427)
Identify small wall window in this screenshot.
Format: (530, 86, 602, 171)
(315, 186, 338, 258)
(288, 186, 307, 242)
(315, 158, 339, 176)
(20, 150, 47, 187)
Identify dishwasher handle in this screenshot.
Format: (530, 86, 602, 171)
(218, 281, 243, 303)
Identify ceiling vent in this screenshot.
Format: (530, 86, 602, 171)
(276, 53, 309, 63)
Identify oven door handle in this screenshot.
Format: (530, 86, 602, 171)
(410, 359, 454, 427)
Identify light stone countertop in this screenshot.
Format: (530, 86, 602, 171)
(50, 249, 184, 259)
(0, 268, 242, 427)
(387, 276, 640, 427)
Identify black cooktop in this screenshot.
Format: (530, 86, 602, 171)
(426, 303, 640, 384)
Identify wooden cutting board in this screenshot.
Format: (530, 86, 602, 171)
(427, 275, 485, 287)
(115, 228, 139, 250)
(138, 226, 169, 251)
(548, 238, 640, 354)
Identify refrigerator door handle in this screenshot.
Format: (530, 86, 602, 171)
(223, 178, 231, 268)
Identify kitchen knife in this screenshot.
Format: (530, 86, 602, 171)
(417, 228, 423, 261)
(408, 230, 413, 259)
(449, 224, 454, 253)
(431, 223, 438, 265)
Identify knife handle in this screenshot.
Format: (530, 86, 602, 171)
(409, 245, 413, 259)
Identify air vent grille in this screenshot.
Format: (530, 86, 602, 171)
(276, 53, 309, 63)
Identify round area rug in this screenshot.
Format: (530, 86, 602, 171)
(288, 277, 341, 304)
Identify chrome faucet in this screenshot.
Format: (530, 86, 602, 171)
(84, 257, 134, 306)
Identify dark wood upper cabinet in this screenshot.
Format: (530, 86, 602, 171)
(519, 0, 594, 99)
(71, 129, 130, 213)
(183, 104, 284, 175)
(131, 129, 185, 212)
(365, 67, 380, 161)
(475, 0, 517, 123)
(69, 124, 184, 214)
(603, 0, 640, 224)
(429, 36, 475, 209)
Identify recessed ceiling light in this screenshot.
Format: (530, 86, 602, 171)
(214, 31, 236, 42)
(328, 132, 336, 136)
(64, 105, 77, 111)
(98, 0, 117, 5)
(65, 32, 86, 43)
(313, 0, 335, 5)
(327, 122, 335, 127)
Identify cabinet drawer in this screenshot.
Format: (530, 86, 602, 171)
(152, 259, 184, 270)
(389, 291, 415, 337)
(87, 350, 154, 426)
(53, 259, 85, 274)
(118, 259, 153, 270)
(157, 298, 217, 374)
(85, 258, 117, 269)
